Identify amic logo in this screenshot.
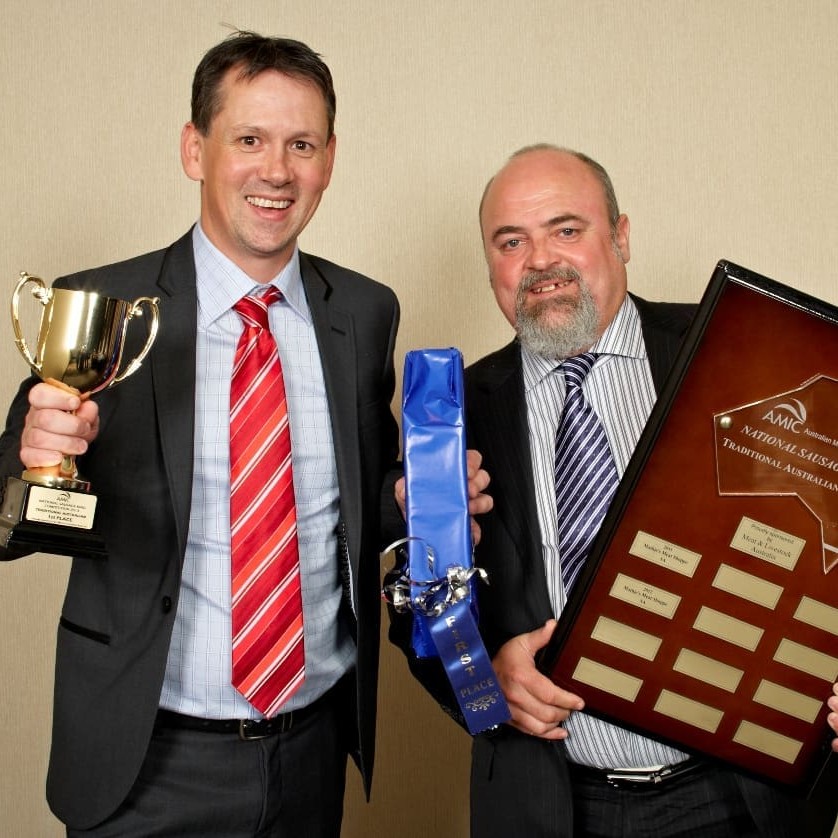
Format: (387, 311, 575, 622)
(762, 398, 807, 433)
(57, 491, 72, 503)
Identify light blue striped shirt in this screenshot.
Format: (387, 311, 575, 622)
(523, 295, 687, 768)
(159, 224, 354, 719)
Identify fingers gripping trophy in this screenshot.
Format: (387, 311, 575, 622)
(0, 272, 159, 559)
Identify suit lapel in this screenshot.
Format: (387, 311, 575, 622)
(632, 294, 695, 394)
(468, 341, 554, 619)
(299, 254, 361, 579)
(150, 233, 198, 558)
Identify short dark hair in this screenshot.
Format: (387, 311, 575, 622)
(191, 31, 336, 137)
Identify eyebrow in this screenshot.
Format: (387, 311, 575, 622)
(225, 124, 324, 141)
(226, 122, 265, 134)
(489, 213, 587, 244)
(490, 224, 527, 243)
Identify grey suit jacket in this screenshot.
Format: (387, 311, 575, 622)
(0, 230, 400, 829)
(389, 295, 837, 836)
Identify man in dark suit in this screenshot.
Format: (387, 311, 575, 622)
(389, 144, 838, 836)
(0, 32, 399, 836)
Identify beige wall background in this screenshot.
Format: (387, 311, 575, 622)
(1, 1, 836, 835)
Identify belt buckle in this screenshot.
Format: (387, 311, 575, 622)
(238, 719, 270, 741)
(606, 765, 669, 787)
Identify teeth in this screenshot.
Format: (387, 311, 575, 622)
(533, 280, 572, 293)
(247, 197, 291, 209)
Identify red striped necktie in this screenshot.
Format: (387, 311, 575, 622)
(230, 287, 305, 716)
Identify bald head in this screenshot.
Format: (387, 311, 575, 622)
(479, 145, 620, 242)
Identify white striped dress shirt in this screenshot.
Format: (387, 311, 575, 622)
(523, 295, 687, 769)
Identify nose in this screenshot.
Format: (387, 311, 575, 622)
(259, 146, 291, 185)
(527, 233, 560, 272)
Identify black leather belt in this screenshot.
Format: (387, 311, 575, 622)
(568, 757, 706, 789)
(156, 690, 328, 741)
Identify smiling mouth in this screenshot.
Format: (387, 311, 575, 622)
(531, 277, 575, 294)
(523, 267, 581, 295)
(247, 196, 292, 209)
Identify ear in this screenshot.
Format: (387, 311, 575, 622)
(180, 122, 204, 183)
(322, 133, 337, 190)
(614, 213, 631, 264)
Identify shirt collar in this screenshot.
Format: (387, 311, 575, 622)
(592, 294, 646, 361)
(522, 294, 646, 393)
(192, 223, 309, 328)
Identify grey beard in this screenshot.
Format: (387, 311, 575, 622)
(515, 269, 599, 360)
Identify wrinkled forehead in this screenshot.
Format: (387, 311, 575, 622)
(481, 153, 606, 237)
(213, 67, 331, 126)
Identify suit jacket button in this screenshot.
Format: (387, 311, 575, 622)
(161, 596, 173, 613)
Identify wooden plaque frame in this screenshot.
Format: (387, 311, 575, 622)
(541, 261, 838, 791)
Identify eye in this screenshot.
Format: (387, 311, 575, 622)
(290, 140, 317, 156)
(500, 238, 522, 251)
(555, 226, 581, 239)
(238, 136, 261, 150)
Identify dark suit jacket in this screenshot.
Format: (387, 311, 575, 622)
(389, 295, 837, 837)
(0, 230, 400, 829)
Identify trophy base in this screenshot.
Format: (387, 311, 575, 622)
(0, 477, 107, 560)
(21, 469, 91, 493)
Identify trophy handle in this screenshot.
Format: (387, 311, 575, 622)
(10, 271, 50, 373)
(109, 296, 161, 386)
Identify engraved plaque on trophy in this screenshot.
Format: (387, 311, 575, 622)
(541, 261, 837, 791)
(1, 272, 159, 559)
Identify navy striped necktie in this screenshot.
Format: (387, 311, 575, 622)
(554, 353, 619, 594)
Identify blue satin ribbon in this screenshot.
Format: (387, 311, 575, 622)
(398, 348, 510, 734)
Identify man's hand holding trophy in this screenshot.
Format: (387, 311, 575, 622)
(1, 272, 159, 559)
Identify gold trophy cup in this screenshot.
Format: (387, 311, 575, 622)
(0, 272, 160, 558)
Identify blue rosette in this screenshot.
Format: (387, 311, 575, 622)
(385, 348, 510, 734)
